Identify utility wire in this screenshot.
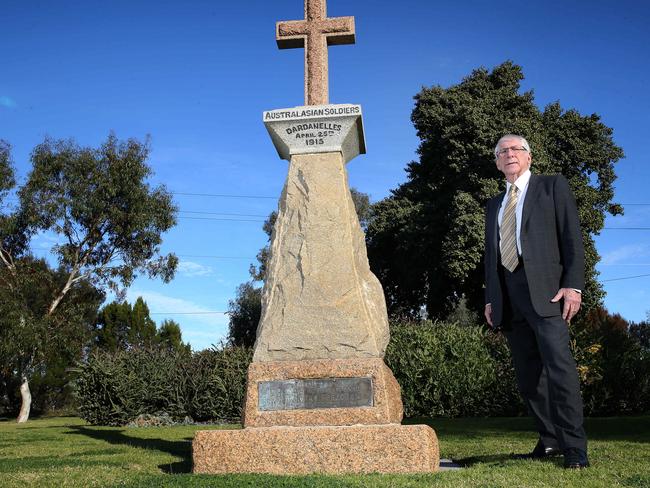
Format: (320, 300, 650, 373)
(150, 311, 229, 315)
(602, 273, 650, 282)
(179, 216, 265, 222)
(172, 192, 276, 199)
(30, 247, 255, 260)
(180, 210, 268, 217)
(178, 254, 253, 259)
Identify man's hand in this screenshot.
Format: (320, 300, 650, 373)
(484, 303, 493, 327)
(551, 288, 582, 322)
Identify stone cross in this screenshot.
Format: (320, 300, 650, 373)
(276, 0, 355, 106)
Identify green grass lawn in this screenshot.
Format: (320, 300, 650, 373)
(0, 415, 648, 487)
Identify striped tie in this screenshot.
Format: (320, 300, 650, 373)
(500, 185, 520, 272)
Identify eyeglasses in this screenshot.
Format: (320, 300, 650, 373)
(497, 146, 528, 156)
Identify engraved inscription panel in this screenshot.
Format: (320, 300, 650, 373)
(258, 377, 373, 411)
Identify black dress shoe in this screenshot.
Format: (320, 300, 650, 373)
(563, 448, 590, 469)
(515, 439, 562, 459)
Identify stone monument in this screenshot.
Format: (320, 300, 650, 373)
(193, 0, 439, 474)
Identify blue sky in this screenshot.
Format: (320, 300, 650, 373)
(2, 0, 649, 350)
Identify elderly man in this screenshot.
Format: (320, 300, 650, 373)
(484, 134, 589, 469)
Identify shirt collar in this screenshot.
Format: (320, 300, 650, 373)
(505, 169, 531, 194)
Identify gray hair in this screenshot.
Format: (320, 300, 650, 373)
(494, 134, 531, 158)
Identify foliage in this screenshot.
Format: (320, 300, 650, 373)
(366, 61, 624, 319)
(445, 295, 480, 327)
(16, 134, 178, 303)
(186, 346, 252, 422)
(0, 140, 15, 195)
(629, 312, 650, 349)
(75, 346, 251, 426)
(386, 320, 523, 417)
(0, 257, 103, 417)
(95, 298, 190, 354)
(2, 416, 649, 487)
(350, 187, 371, 229)
(94, 300, 133, 352)
(226, 282, 262, 348)
(571, 307, 650, 415)
(157, 319, 191, 354)
(74, 348, 189, 426)
(0, 134, 179, 420)
(248, 211, 276, 283)
(76, 314, 649, 426)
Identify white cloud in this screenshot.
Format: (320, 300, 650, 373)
(126, 289, 229, 350)
(177, 260, 214, 277)
(30, 230, 65, 249)
(600, 244, 650, 265)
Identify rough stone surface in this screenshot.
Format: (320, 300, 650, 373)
(193, 424, 439, 474)
(276, 0, 355, 105)
(243, 358, 403, 428)
(252, 151, 389, 362)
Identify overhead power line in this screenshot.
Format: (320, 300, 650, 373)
(180, 210, 268, 218)
(179, 216, 265, 222)
(172, 192, 276, 199)
(150, 311, 228, 315)
(178, 254, 253, 260)
(602, 273, 650, 282)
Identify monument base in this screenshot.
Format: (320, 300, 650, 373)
(193, 424, 439, 474)
(243, 358, 403, 428)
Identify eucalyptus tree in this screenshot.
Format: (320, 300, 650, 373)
(0, 135, 178, 421)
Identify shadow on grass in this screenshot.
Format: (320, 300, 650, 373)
(406, 415, 650, 443)
(454, 453, 563, 468)
(67, 426, 193, 474)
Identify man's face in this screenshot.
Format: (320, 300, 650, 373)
(495, 138, 531, 181)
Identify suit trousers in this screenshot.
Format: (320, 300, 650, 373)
(502, 263, 587, 451)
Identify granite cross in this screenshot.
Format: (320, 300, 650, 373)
(276, 0, 355, 106)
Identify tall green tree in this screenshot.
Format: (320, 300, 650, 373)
(0, 257, 103, 418)
(366, 62, 623, 320)
(0, 135, 178, 421)
(95, 299, 190, 353)
(129, 297, 157, 348)
(95, 301, 132, 352)
(157, 319, 191, 354)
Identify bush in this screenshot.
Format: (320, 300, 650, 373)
(75, 315, 649, 426)
(75, 348, 189, 426)
(572, 308, 650, 415)
(74, 346, 249, 426)
(186, 346, 252, 422)
(386, 320, 523, 417)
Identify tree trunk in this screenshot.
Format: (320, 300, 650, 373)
(17, 376, 31, 423)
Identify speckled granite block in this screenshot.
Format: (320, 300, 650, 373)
(243, 358, 403, 428)
(193, 424, 439, 474)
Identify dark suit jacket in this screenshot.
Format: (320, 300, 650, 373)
(484, 174, 585, 327)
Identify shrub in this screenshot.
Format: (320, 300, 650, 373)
(74, 348, 189, 426)
(75, 315, 649, 426)
(74, 345, 251, 426)
(386, 320, 523, 417)
(572, 308, 650, 415)
(186, 346, 252, 422)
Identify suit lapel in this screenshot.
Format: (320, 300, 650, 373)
(522, 174, 541, 230)
(488, 193, 503, 250)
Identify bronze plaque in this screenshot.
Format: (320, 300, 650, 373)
(258, 377, 373, 411)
